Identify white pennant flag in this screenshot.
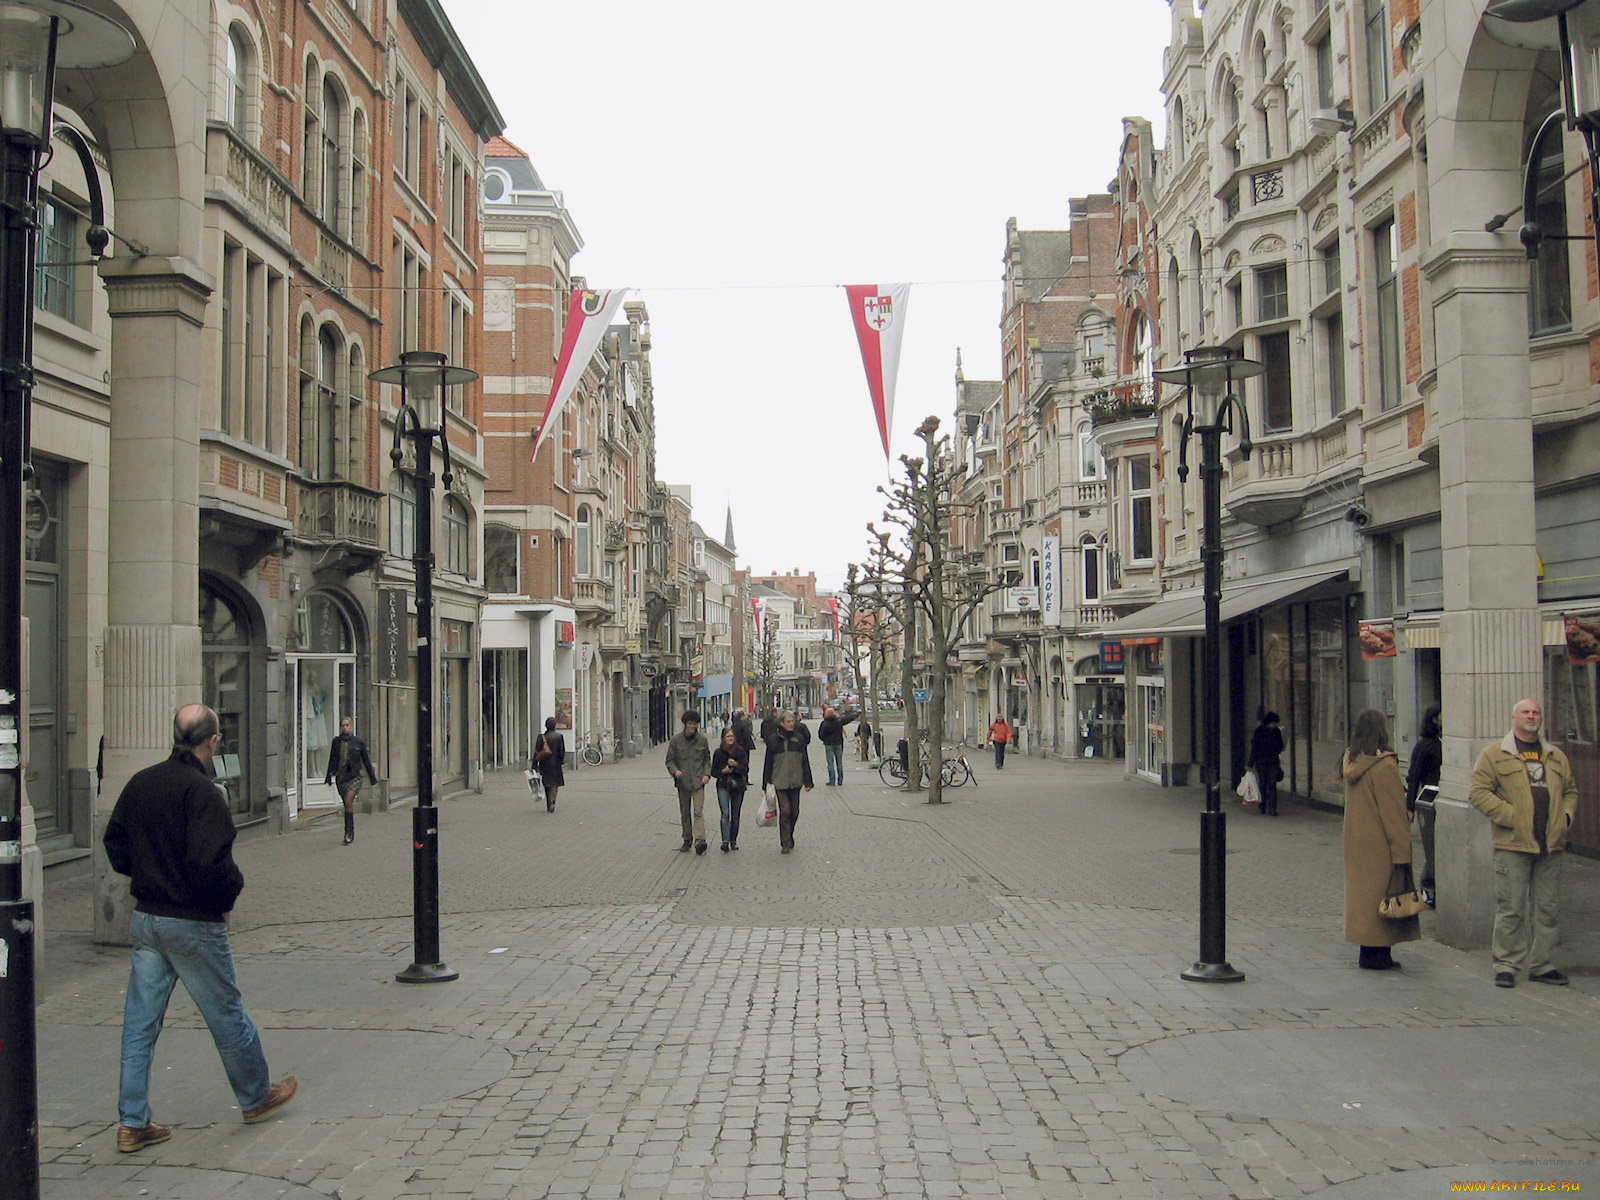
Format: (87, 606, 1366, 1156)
(531, 287, 629, 462)
(844, 283, 910, 461)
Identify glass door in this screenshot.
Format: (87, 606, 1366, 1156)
(293, 656, 355, 811)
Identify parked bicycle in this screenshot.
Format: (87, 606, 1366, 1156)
(576, 730, 604, 766)
(875, 745, 974, 788)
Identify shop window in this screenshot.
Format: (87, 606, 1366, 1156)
(200, 581, 255, 819)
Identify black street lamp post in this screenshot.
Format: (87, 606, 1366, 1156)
(1153, 345, 1264, 984)
(371, 349, 476, 985)
(0, 3, 131, 1192)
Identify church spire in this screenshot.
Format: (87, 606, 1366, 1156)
(724, 506, 736, 553)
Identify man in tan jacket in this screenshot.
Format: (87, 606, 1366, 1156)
(1468, 698, 1579, 988)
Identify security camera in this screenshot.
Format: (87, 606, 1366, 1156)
(1344, 503, 1371, 527)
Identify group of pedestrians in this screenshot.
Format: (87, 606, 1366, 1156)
(1334, 699, 1576, 986)
(666, 706, 831, 854)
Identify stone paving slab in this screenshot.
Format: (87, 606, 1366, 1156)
(29, 747, 1600, 1199)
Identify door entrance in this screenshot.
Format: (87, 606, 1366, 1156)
(290, 657, 355, 813)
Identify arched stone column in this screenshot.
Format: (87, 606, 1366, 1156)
(1419, 2, 1544, 950)
(61, 1, 215, 944)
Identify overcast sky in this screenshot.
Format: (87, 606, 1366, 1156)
(449, 2, 1172, 592)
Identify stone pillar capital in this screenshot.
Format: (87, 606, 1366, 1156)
(99, 256, 213, 328)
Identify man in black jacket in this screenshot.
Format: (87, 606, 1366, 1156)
(817, 707, 846, 785)
(104, 704, 298, 1153)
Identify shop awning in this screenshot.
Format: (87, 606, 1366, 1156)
(1095, 567, 1351, 639)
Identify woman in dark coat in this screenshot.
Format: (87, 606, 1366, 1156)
(1343, 708, 1422, 969)
(1405, 704, 1442, 906)
(534, 717, 566, 813)
(711, 727, 750, 852)
(1249, 712, 1285, 816)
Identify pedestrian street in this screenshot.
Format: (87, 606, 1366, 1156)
(33, 744, 1600, 1199)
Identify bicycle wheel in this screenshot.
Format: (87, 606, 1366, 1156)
(582, 744, 602, 766)
(878, 758, 903, 786)
(945, 758, 972, 787)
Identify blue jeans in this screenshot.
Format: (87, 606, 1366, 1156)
(824, 743, 844, 784)
(119, 910, 272, 1127)
(717, 783, 746, 845)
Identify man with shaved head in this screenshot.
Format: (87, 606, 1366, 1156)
(1469, 697, 1580, 989)
(103, 704, 298, 1153)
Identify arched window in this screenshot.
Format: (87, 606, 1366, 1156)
(200, 580, 254, 817)
(320, 77, 344, 226)
(485, 524, 519, 594)
(1167, 257, 1182, 349)
(575, 504, 592, 577)
(224, 27, 249, 136)
(301, 56, 319, 199)
(1078, 422, 1102, 481)
(346, 343, 365, 482)
(389, 472, 416, 559)
(316, 326, 339, 478)
(1189, 230, 1205, 337)
(350, 109, 369, 252)
(443, 496, 470, 575)
(1172, 97, 1185, 163)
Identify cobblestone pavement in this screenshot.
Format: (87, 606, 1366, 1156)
(32, 739, 1600, 1199)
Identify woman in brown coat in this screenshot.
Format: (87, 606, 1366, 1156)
(1342, 709, 1421, 969)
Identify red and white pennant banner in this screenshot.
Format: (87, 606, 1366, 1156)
(844, 284, 910, 462)
(531, 287, 629, 462)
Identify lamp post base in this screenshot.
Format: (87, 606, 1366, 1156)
(396, 960, 459, 984)
(1180, 959, 1245, 983)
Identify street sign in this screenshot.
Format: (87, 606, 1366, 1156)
(912, 688, 928, 703)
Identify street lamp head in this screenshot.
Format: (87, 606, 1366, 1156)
(369, 348, 478, 431)
(0, 0, 134, 144)
(1485, 0, 1600, 132)
(1152, 345, 1264, 427)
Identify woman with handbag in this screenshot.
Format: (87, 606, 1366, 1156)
(1342, 708, 1422, 969)
(1249, 711, 1285, 816)
(534, 717, 566, 813)
(712, 727, 749, 852)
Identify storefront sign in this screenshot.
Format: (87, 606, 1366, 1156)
(1042, 536, 1061, 627)
(1358, 619, 1397, 659)
(378, 588, 410, 683)
(777, 628, 831, 642)
(557, 620, 575, 646)
(1565, 613, 1600, 664)
(1098, 640, 1125, 674)
(1006, 587, 1039, 612)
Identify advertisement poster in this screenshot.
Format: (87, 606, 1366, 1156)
(1358, 620, 1397, 659)
(1565, 614, 1600, 665)
(554, 688, 573, 730)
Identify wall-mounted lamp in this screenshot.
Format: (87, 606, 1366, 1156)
(1309, 107, 1357, 135)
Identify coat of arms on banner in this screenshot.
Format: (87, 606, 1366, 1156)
(862, 294, 895, 330)
(578, 290, 608, 316)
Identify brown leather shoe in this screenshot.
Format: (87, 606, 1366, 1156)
(242, 1076, 299, 1123)
(117, 1123, 172, 1153)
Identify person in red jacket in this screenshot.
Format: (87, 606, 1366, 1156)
(988, 715, 1013, 769)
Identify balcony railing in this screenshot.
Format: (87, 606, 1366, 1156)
(1087, 383, 1157, 428)
(1252, 168, 1284, 204)
(295, 479, 381, 547)
(574, 579, 615, 609)
(1076, 481, 1107, 505)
